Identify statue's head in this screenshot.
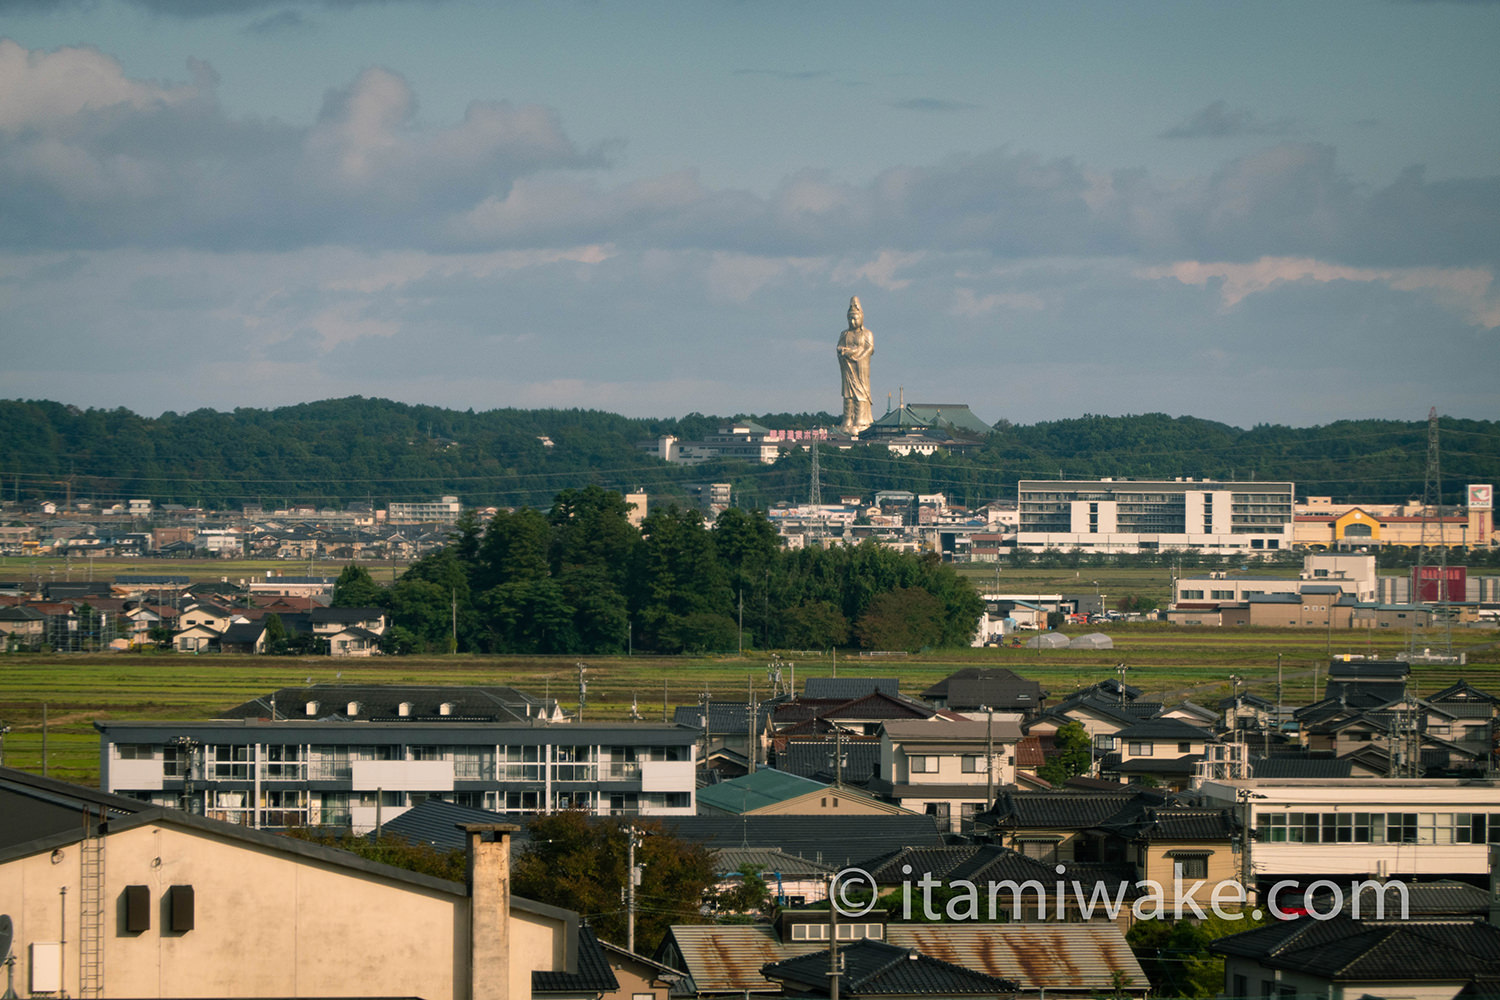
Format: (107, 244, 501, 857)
(848, 296, 863, 327)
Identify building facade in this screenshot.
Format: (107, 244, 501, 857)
(97, 719, 698, 831)
(1017, 479, 1295, 556)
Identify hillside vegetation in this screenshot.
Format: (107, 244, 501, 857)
(2, 398, 1497, 509)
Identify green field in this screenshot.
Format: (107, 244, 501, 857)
(4, 625, 1495, 787)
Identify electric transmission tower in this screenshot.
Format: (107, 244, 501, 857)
(1410, 407, 1452, 657)
(810, 440, 821, 506)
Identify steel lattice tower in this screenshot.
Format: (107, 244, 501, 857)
(1410, 406, 1452, 656)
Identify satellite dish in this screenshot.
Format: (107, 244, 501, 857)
(0, 913, 12, 963)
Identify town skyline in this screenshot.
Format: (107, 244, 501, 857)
(1, 0, 1497, 426)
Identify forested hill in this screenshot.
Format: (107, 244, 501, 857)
(1, 397, 1495, 510)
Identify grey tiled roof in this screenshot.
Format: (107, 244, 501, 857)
(533, 925, 620, 994)
(803, 677, 900, 699)
(661, 815, 945, 869)
(1210, 916, 1500, 981)
(981, 789, 1165, 830)
(1249, 755, 1353, 778)
(762, 938, 1020, 996)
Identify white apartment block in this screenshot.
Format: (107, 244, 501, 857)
(1018, 479, 1295, 556)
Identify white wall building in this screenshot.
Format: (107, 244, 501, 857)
(1018, 478, 1295, 556)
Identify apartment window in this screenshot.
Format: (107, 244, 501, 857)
(1181, 590, 1205, 600)
(115, 744, 157, 760)
(908, 755, 937, 774)
(961, 755, 987, 773)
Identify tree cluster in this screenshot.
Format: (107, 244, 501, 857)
(3, 398, 1496, 511)
(343, 487, 983, 655)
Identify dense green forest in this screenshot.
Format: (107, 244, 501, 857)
(1, 397, 1496, 509)
(325, 487, 983, 655)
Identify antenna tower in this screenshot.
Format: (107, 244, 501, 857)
(810, 440, 822, 506)
(1410, 407, 1452, 656)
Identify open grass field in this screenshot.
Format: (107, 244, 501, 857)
(0, 555, 411, 587)
(4, 625, 1496, 788)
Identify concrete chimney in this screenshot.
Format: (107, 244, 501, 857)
(464, 823, 520, 1000)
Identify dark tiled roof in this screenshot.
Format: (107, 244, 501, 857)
(762, 938, 1020, 996)
(218, 684, 554, 722)
(377, 799, 536, 851)
(1108, 754, 1204, 776)
(1249, 755, 1353, 778)
(1112, 718, 1215, 740)
(533, 925, 620, 994)
(773, 739, 881, 786)
(674, 699, 782, 732)
(1210, 916, 1500, 981)
(804, 678, 900, 699)
(859, 844, 1139, 899)
(1094, 805, 1238, 841)
(1431, 680, 1500, 704)
(661, 815, 945, 869)
(981, 790, 1164, 830)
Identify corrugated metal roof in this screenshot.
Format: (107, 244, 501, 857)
(889, 924, 1145, 990)
(664, 923, 1144, 994)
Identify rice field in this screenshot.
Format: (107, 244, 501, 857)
(3, 624, 1494, 787)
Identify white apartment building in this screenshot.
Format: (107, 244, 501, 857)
(98, 719, 698, 832)
(387, 495, 463, 523)
(1018, 478, 1295, 556)
(1196, 777, 1500, 881)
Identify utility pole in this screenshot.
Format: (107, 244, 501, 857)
(626, 824, 642, 954)
(747, 674, 757, 775)
(985, 707, 995, 808)
(827, 873, 841, 1000)
(576, 663, 588, 723)
(738, 589, 744, 656)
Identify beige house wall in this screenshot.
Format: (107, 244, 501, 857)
(1138, 841, 1238, 909)
(751, 790, 909, 816)
(0, 820, 568, 1000)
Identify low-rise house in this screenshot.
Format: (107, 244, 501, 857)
(1211, 914, 1500, 1000)
(920, 667, 1049, 718)
(1100, 718, 1216, 790)
(0, 766, 593, 1000)
(870, 718, 1022, 832)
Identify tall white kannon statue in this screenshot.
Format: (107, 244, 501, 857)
(837, 296, 874, 435)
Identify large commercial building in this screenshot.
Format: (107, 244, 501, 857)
(97, 718, 699, 831)
(1017, 478, 1295, 556)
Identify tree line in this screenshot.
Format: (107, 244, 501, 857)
(331, 486, 984, 654)
(3, 397, 1497, 510)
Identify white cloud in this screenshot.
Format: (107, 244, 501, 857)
(1142, 257, 1500, 328)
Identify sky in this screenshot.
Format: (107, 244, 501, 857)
(1, 0, 1498, 428)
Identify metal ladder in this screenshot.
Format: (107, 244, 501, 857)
(78, 809, 105, 998)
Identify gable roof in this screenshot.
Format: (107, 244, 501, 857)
(1113, 717, 1216, 741)
(697, 769, 830, 814)
(533, 925, 620, 995)
(804, 677, 901, 700)
(761, 938, 1020, 996)
(661, 815, 945, 869)
(1210, 915, 1500, 982)
(774, 737, 882, 786)
(980, 789, 1167, 830)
